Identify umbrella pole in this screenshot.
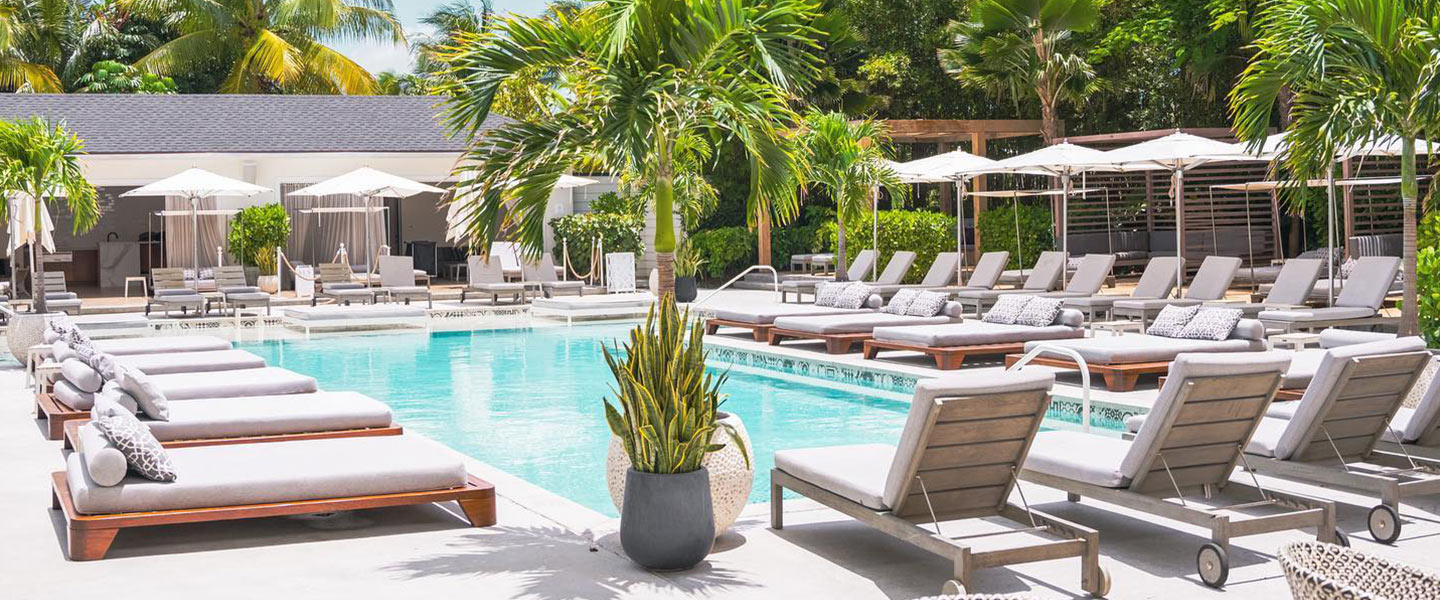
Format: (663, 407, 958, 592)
(364, 195, 373, 279)
(1174, 170, 1185, 296)
(955, 178, 967, 285)
(191, 195, 200, 286)
(1061, 171, 1071, 288)
(872, 186, 879, 281)
(1326, 169, 1336, 306)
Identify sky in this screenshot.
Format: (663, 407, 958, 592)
(333, 1, 550, 76)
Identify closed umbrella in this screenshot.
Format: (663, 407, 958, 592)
(289, 167, 446, 275)
(7, 192, 55, 256)
(121, 168, 270, 280)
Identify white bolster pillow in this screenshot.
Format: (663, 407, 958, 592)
(77, 423, 128, 487)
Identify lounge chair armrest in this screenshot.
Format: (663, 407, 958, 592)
(221, 286, 261, 294)
(328, 282, 366, 290)
(45, 292, 78, 300)
(154, 288, 196, 297)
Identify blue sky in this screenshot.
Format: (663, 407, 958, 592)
(334, 1, 550, 75)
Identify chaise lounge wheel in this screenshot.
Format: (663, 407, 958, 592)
(1197, 543, 1228, 589)
(940, 579, 965, 596)
(1090, 565, 1112, 597)
(1333, 528, 1350, 547)
(1368, 505, 1400, 544)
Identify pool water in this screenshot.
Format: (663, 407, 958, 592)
(240, 324, 918, 517)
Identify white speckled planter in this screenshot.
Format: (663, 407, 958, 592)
(606, 412, 754, 536)
(7, 312, 63, 361)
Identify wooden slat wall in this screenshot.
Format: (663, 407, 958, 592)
(1343, 156, 1430, 238)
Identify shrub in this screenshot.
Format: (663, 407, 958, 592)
(227, 203, 291, 274)
(770, 221, 827, 267)
(688, 227, 755, 279)
(815, 210, 958, 283)
(976, 202, 1054, 270)
(590, 190, 646, 217)
(549, 212, 644, 272)
(1416, 212, 1440, 347)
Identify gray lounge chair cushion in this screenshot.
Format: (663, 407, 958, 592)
(469, 282, 526, 293)
(116, 349, 267, 375)
(541, 280, 585, 291)
(1025, 431, 1132, 487)
(1336, 256, 1401, 309)
(153, 293, 204, 306)
(772, 311, 951, 335)
(1266, 259, 1325, 306)
(1113, 298, 1203, 313)
(93, 336, 233, 356)
(1320, 328, 1395, 348)
(1022, 320, 1265, 364)
(1064, 295, 1147, 309)
(872, 314, 1084, 348)
(711, 304, 874, 325)
(61, 358, 104, 393)
(1243, 417, 1289, 458)
(774, 443, 894, 510)
(65, 435, 466, 515)
(141, 392, 394, 442)
(1187, 256, 1243, 300)
(76, 423, 128, 487)
(149, 367, 319, 400)
(1401, 358, 1440, 443)
(1259, 306, 1377, 322)
(226, 291, 272, 303)
(1270, 337, 1429, 415)
(284, 305, 425, 321)
(1280, 350, 1326, 389)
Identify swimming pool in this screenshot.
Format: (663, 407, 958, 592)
(240, 324, 919, 517)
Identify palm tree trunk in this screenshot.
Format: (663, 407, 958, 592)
(1040, 98, 1061, 145)
(1399, 135, 1420, 336)
(32, 196, 47, 314)
(835, 215, 848, 282)
(757, 211, 771, 267)
(653, 166, 677, 298)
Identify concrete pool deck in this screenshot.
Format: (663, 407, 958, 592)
(4, 289, 1438, 598)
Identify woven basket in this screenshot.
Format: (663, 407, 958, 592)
(1278, 541, 1440, 599)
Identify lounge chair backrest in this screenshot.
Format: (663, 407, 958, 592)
(150, 268, 189, 292)
(1183, 256, 1242, 300)
(964, 251, 1009, 289)
(847, 249, 877, 280)
(1335, 256, 1400, 310)
(212, 265, 247, 289)
(607, 252, 637, 293)
(1021, 251, 1066, 291)
(467, 255, 504, 285)
(1405, 358, 1440, 446)
(491, 242, 522, 272)
(1133, 257, 1183, 299)
(1319, 328, 1394, 349)
(1065, 254, 1115, 295)
(882, 370, 1055, 519)
(521, 255, 559, 282)
(1275, 341, 1430, 462)
(1122, 353, 1289, 495)
(919, 252, 960, 287)
(1266, 259, 1324, 306)
(874, 251, 916, 285)
(318, 263, 354, 287)
(41, 270, 68, 293)
(379, 255, 415, 287)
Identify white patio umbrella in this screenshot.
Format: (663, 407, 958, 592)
(288, 167, 447, 275)
(122, 168, 270, 279)
(7, 191, 56, 256)
(893, 149, 1005, 284)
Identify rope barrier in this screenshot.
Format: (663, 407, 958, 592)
(562, 239, 603, 281)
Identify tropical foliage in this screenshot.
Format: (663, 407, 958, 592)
(548, 211, 645, 274)
(75, 59, 174, 92)
(227, 203, 292, 274)
(976, 200, 1054, 269)
(0, 0, 70, 91)
(816, 209, 957, 283)
(1416, 211, 1440, 347)
(791, 112, 901, 280)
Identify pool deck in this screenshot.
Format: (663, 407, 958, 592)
(4, 288, 1439, 598)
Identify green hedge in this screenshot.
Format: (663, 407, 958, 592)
(1417, 212, 1440, 347)
(815, 210, 957, 284)
(976, 202, 1054, 270)
(687, 227, 755, 279)
(549, 212, 644, 271)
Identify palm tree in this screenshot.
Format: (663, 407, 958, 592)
(412, 0, 493, 77)
(0, 117, 98, 314)
(121, 0, 404, 94)
(0, 0, 75, 91)
(1230, 0, 1439, 337)
(940, 0, 1098, 143)
(793, 112, 901, 281)
(439, 0, 825, 296)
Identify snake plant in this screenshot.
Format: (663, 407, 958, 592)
(604, 298, 749, 474)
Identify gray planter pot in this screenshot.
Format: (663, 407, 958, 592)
(620, 467, 715, 571)
(674, 276, 698, 303)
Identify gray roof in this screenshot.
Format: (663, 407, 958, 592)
(0, 94, 506, 155)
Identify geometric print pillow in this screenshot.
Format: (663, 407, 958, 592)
(1147, 304, 1201, 338)
(1178, 307, 1244, 341)
(983, 295, 1034, 324)
(814, 281, 847, 307)
(884, 288, 922, 315)
(905, 291, 949, 317)
(835, 283, 874, 310)
(93, 412, 177, 482)
(1014, 296, 1065, 327)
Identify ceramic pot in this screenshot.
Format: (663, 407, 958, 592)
(675, 276, 698, 303)
(619, 467, 715, 571)
(607, 412, 753, 536)
(8, 312, 64, 361)
(257, 275, 281, 294)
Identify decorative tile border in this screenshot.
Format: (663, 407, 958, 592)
(1045, 396, 1144, 433)
(707, 345, 921, 394)
(426, 305, 529, 321)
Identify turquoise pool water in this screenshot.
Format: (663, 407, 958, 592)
(240, 324, 917, 517)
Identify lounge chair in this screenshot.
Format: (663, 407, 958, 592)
(1205, 258, 1322, 318)
(1235, 247, 1338, 285)
(1005, 317, 1268, 391)
(42, 322, 233, 355)
(1022, 353, 1341, 589)
(39, 271, 84, 315)
(1237, 345, 1435, 544)
(1270, 330, 1416, 397)
(704, 290, 881, 342)
(1111, 256, 1242, 327)
(145, 268, 207, 317)
(1037, 254, 1115, 299)
(490, 241, 525, 281)
(770, 371, 1110, 597)
(1062, 256, 1183, 323)
(935, 250, 1009, 293)
(55, 432, 495, 560)
(378, 255, 433, 308)
(213, 265, 272, 316)
(62, 390, 400, 450)
(1375, 357, 1440, 460)
(313, 263, 377, 306)
(460, 256, 528, 304)
(767, 295, 962, 353)
(282, 304, 429, 338)
(864, 307, 1086, 370)
(1259, 256, 1401, 333)
(952, 251, 1067, 316)
(523, 255, 585, 298)
(868, 252, 959, 298)
(111, 349, 267, 375)
(779, 249, 877, 303)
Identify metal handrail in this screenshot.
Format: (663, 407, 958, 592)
(693, 265, 780, 305)
(1008, 344, 1094, 433)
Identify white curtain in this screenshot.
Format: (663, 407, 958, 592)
(163, 196, 227, 268)
(281, 183, 385, 268)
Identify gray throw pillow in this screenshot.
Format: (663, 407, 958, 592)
(905, 291, 949, 317)
(92, 353, 122, 382)
(835, 283, 874, 310)
(983, 295, 1033, 324)
(814, 282, 847, 307)
(1178, 308, 1244, 341)
(884, 289, 922, 315)
(61, 358, 105, 393)
(95, 381, 140, 415)
(118, 365, 169, 421)
(1015, 296, 1065, 327)
(93, 412, 177, 482)
(1147, 304, 1201, 337)
(52, 340, 76, 363)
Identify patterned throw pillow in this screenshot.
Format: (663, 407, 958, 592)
(836, 283, 874, 310)
(93, 412, 177, 482)
(1178, 308, 1244, 341)
(814, 282, 847, 307)
(1015, 297, 1065, 327)
(905, 291, 949, 317)
(983, 295, 1034, 324)
(1339, 257, 1359, 279)
(884, 289, 922, 315)
(118, 365, 169, 421)
(1147, 304, 1201, 337)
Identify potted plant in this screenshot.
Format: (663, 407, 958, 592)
(603, 299, 747, 570)
(672, 239, 704, 303)
(227, 204, 291, 293)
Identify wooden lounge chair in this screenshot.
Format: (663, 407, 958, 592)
(780, 249, 877, 303)
(864, 307, 1086, 369)
(869, 252, 960, 298)
(313, 263, 377, 306)
(952, 251, 1067, 317)
(214, 265, 272, 316)
(1022, 353, 1342, 589)
(145, 268, 207, 317)
(704, 292, 880, 342)
(39, 271, 84, 314)
(460, 256, 528, 304)
(1270, 331, 1419, 400)
(1204, 258, 1322, 317)
(111, 348, 267, 375)
(1062, 256, 1182, 323)
(1259, 256, 1401, 333)
(770, 370, 1110, 597)
(54, 432, 495, 560)
(1240, 347, 1435, 544)
(522, 255, 585, 298)
(1111, 256, 1242, 328)
(378, 255, 433, 308)
(767, 297, 961, 354)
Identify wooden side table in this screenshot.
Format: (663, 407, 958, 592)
(1091, 320, 1145, 336)
(1270, 332, 1322, 350)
